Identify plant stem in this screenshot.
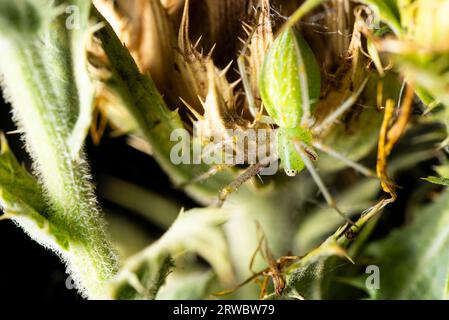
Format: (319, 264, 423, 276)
(0, 0, 118, 298)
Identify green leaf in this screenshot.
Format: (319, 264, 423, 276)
(0, 135, 69, 250)
(423, 176, 449, 187)
(156, 269, 216, 300)
(336, 275, 380, 299)
(304, 142, 437, 252)
(99, 176, 180, 229)
(285, 230, 355, 299)
(110, 208, 233, 299)
(366, 190, 449, 299)
(393, 53, 449, 109)
(111, 254, 175, 300)
(286, 198, 391, 299)
(415, 86, 440, 111)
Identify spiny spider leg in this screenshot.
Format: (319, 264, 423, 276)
(311, 140, 377, 178)
(179, 164, 235, 188)
(249, 226, 267, 274)
(179, 135, 238, 187)
(216, 164, 264, 207)
(215, 154, 278, 207)
(312, 78, 369, 135)
(295, 141, 354, 224)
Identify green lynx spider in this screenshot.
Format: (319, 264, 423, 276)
(191, 1, 375, 223)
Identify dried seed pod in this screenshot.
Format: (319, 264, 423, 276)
(93, 0, 176, 93)
(246, 0, 274, 111)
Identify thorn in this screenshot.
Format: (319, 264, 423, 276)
(242, 22, 253, 35)
(242, 21, 253, 30)
(208, 43, 217, 57)
(186, 113, 198, 124)
(179, 97, 203, 120)
(238, 37, 246, 45)
(6, 129, 23, 135)
(219, 60, 233, 77)
(193, 35, 203, 49)
(230, 79, 242, 89)
(89, 21, 106, 35)
(340, 247, 355, 264)
(197, 95, 206, 108)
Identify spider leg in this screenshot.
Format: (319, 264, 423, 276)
(213, 269, 267, 297)
(311, 140, 377, 178)
(312, 79, 368, 135)
(278, 255, 303, 265)
(179, 164, 236, 188)
(215, 155, 278, 207)
(258, 276, 270, 299)
(295, 141, 354, 224)
(249, 224, 266, 274)
(178, 136, 237, 188)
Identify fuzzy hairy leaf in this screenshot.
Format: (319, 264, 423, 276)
(0, 136, 69, 250)
(111, 208, 233, 299)
(366, 190, 449, 299)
